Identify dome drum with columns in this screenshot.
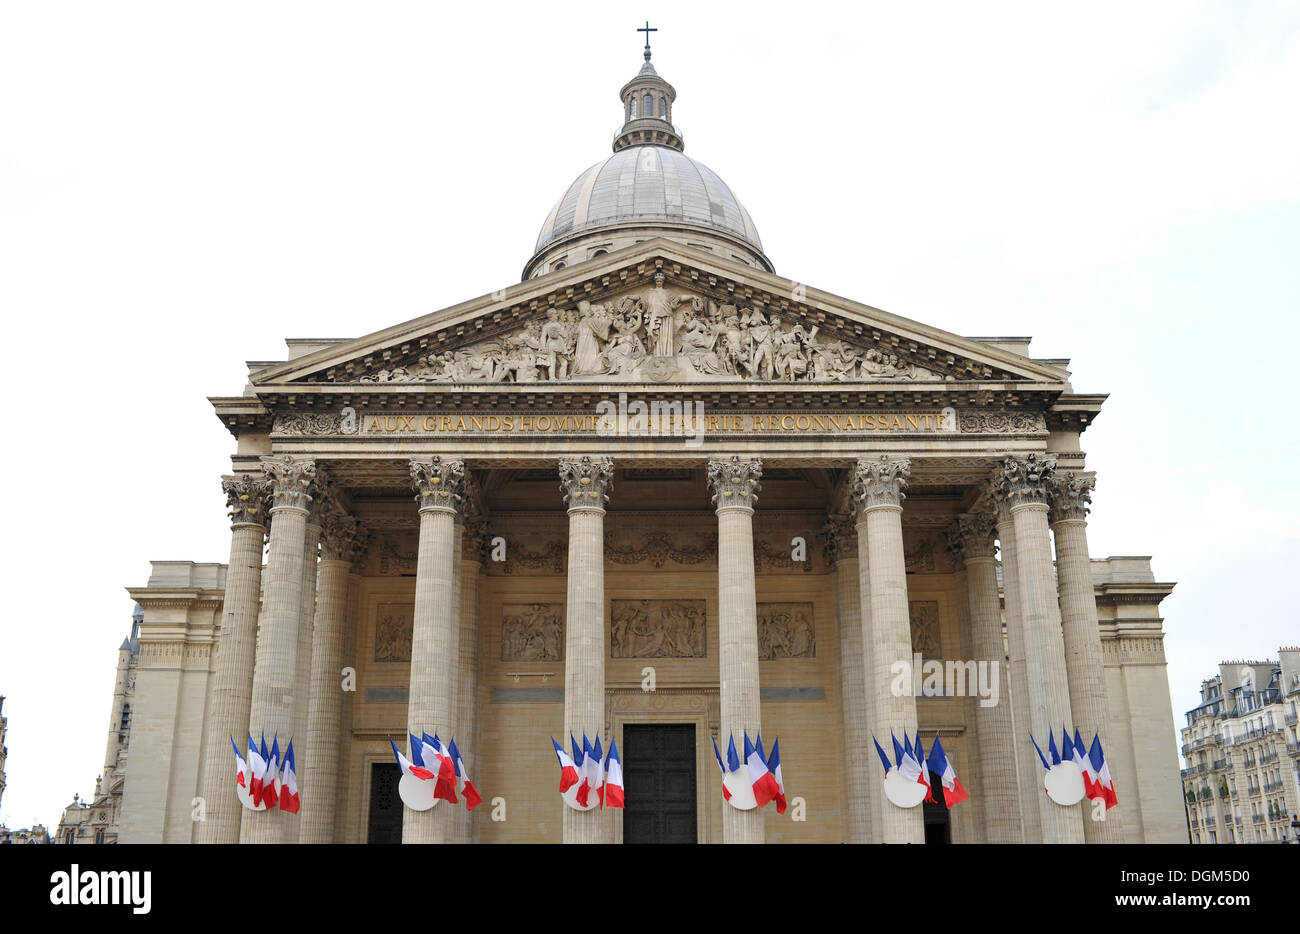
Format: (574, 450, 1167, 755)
(111, 30, 1186, 846)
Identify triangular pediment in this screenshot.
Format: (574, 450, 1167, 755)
(250, 240, 1068, 389)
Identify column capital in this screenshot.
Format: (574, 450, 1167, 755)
(222, 474, 271, 528)
(1049, 471, 1095, 525)
(996, 453, 1057, 510)
(707, 455, 762, 511)
(944, 511, 997, 570)
(821, 513, 859, 562)
(319, 511, 361, 562)
(410, 457, 466, 514)
(853, 455, 910, 511)
(259, 454, 317, 512)
(559, 456, 614, 511)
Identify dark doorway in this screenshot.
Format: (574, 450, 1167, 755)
(923, 798, 951, 844)
(367, 761, 403, 844)
(623, 724, 697, 844)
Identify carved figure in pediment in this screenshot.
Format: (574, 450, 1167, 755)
(643, 274, 693, 357)
(774, 323, 816, 381)
(603, 301, 648, 375)
(679, 300, 729, 375)
(494, 323, 543, 382)
(744, 308, 779, 380)
(573, 300, 615, 375)
(539, 309, 575, 381)
(809, 334, 860, 381)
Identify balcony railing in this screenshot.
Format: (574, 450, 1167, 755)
(1263, 780, 1284, 794)
(1287, 741, 1300, 757)
(1211, 758, 1228, 771)
(1261, 750, 1280, 765)
(1286, 712, 1298, 726)
(1205, 816, 1216, 828)
(1248, 786, 1262, 797)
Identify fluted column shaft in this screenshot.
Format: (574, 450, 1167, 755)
(196, 475, 269, 844)
(299, 511, 358, 844)
(242, 455, 315, 844)
(947, 512, 1020, 842)
(996, 506, 1040, 843)
(292, 505, 322, 775)
(560, 456, 614, 844)
(708, 456, 764, 845)
(1002, 454, 1084, 844)
(403, 457, 464, 845)
(828, 516, 872, 843)
(1051, 472, 1122, 843)
(453, 521, 484, 844)
(855, 456, 922, 844)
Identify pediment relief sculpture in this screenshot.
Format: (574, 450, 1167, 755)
(352, 276, 941, 386)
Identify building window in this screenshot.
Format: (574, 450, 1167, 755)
(95, 830, 104, 845)
(629, 98, 636, 119)
(643, 93, 653, 115)
(65, 831, 74, 845)
(659, 96, 667, 118)
(552, 262, 565, 271)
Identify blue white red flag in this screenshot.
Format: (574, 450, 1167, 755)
(230, 737, 247, 789)
(248, 734, 267, 806)
(390, 737, 435, 781)
(551, 738, 580, 793)
(279, 740, 300, 814)
(768, 738, 788, 815)
(744, 732, 778, 808)
(926, 736, 969, 809)
(872, 736, 894, 776)
(448, 739, 482, 810)
(1087, 734, 1118, 809)
(262, 735, 280, 809)
(603, 739, 625, 809)
(916, 730, 935, 803)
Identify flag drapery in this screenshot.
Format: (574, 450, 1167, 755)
(925, 736, 969, 809)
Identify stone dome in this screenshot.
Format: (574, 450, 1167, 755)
(522, 41, 772, 279)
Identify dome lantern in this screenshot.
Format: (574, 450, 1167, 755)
(613, 23, 683, 153)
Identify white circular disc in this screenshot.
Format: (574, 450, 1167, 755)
(722, 770, 758, 811)
(236, 780, 267, 812)
(399, 772, 439, 811)
(561, 776, 601, 811)
(1044, 762, 1086, 806)
(883, 770, 927, 808)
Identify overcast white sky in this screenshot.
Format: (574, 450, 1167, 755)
(1, 1, 1297, 830)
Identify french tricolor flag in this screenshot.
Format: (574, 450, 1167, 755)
(872, 736, 894, 777)
(712, 736, 731, 801)
(926, 735, 969, 809)
(744, 732, 778, 808)
(589, 734, 605, 806)
(1088, 734, 1118, 809)
(278, 740, 300, 814)
(262, 735, 280, 809)
(603, 739, 625, 809)
(915, 731, 935, 803)
(422, 732, 458, 804)
(448, 738, 482, 810)
(551, 737, 580, 793)
(247, 734, 267, 806)
(894, 732, 922, 784)
(1069, 727, 1095, 798)
(391, 736, 436, 780)
(768, 737, 788, 816)
(230, 737, 247, 789)
(575, 734, 596, 807)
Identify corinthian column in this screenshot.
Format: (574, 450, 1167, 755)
(1050, 472, 1123, 844)
(453, 509, 486, 844)
(995, 491, 1040, 843)
(292, 495, 323, 778)
(708, 455, 764, 845)
(854, 455, 923, 844)
(946, 511, 1021, 842)
(559, 456, 614, 844)
(299, 510, 359, 844)
(824, 512, 873, 843)
(403, 456, 465, 845)
(242, 454, 315, 844)
(196, 474, 270, 844)
(999, 454, 1084, 844)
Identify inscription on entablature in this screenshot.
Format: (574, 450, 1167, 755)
(500, 603, 563, 661)
(374, 604, 413, 663)
(610, 599, 707, 658)
(758, 603, 816, 660)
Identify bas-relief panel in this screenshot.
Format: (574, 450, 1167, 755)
(500, 603, 563, 661)
(374, 603, 413, 663)
(909, 601, 941, 658)
(757, 603, 816, 660)
(610, 599, 707, 658)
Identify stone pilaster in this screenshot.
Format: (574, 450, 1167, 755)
(854, 455, 923, 844)
(824, 513, 873, 843)
(195, 474, 270, 845)
(559, 455, 614, 844)
(242, 454, 315, 844)
(453, 509, 486, 844)
(1050, 471, 1123, 843)
(999, 454, 1084, 844)
(708, 455, 764, 844)
(946, 511, 1021, 843)
(403, 456, 465, 845)
(299, 510, 358, 844)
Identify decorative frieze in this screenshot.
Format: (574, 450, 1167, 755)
(501, 604, 563, 661)
(1049, 471, 1096, 524)
(853, 455, 910, 510)
(758, 603, 816, 659)
(410, 457, 466, 513)
(997, 453, 1057, 509)
(707, 455, 762, 509)
(610, 599, 707, 658)
(959, 412, 1047, 433)
(558, 456, 614, 510)
(259, 454, 316, 511)
(604, 530, 717, 568)
(222, 474, 271, 527)
(272, 412, 347, 436)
